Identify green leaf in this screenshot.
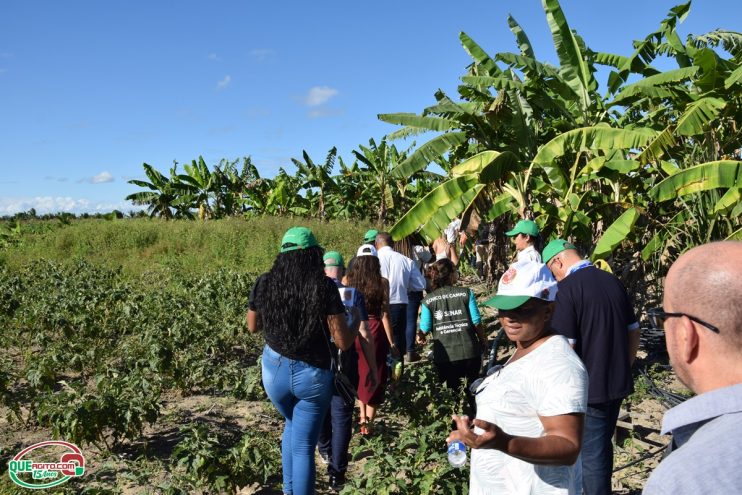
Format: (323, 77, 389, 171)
(389, 176, 481, 242)
(641, 231, 666, 261)
(592, 208, 640, 260)
(725, 64, 742, 89)
(541, 0, 595, 110)
(459, 32, 500, 75)
(610, 66, 697, 104)
(714, 187, 742, 214)
(460, 76, 525, 92)
(675, 97, 726, 136)
(377, 113, 457, 132)
(533, 127, 657, 193)
(391, 132, 468, 179)
(507, 15, 535, 59)
(637, 126, 676, 165)
(649, 160, 742, 201)
(450, 150, 519, 182)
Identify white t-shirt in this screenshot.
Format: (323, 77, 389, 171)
(517, 245, 542, 263)
(470, 335, 588, 495)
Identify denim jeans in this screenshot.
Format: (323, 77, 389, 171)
(405, 291, 424, 354)
(262, 345, 334, 495)
(389, 303, 408, 354)
(317, 393, 354, 476)
(582, 398, 623, 495)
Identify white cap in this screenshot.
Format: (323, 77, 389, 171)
(356, 244, 378, 257)
(484, 260, 557, 310)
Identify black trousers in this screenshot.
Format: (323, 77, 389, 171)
(317, 393, 355, 476)
(434, 357, 481, 416)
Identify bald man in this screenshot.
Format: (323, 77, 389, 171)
(643, 241, 742, 494)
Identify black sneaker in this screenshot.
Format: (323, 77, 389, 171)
(329, 472, 346, 492)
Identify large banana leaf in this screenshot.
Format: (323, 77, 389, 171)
(389, 176, 482, 242)
(649, 160, 742, 202)
(390, 132, 468, 179)
(591, 207, 640, 260)
(610, 66, 698, 104)
(541, 0, 595, 110)
(675, 97, 726, 136)
(636, 127, 676, 164)
(450, 150, 518, 180)
(377, 113, 457, 132)
(507, 15, 535, 59)
(714, 187, 741, 214)
(533, 127, 658, 193)
(459, 32, 500, 76)
(724, 64, 742, 89)
(483, 192, 515, 222)
(460, 76, 524, 92)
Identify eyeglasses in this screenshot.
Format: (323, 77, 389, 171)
(646, 307, 720, 334)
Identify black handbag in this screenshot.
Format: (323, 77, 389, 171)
(324, 318, 357, 407)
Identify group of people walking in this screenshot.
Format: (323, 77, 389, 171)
(247, 223, 742, 495)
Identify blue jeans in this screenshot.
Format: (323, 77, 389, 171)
(389, 303, 407, 354)
(582, 398, 623, 495)
(262, 345, 334, 495)
(317, 393, 354, 476)
(405, 291, 423, 355)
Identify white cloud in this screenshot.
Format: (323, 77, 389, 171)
(207, 53, 220, 61)
(304, 86, 338, 106)
(216, 75, 232, 90)
(250, 49, 275, 62)
(0, 197, 140, 215)
(91, 171, 114, 184)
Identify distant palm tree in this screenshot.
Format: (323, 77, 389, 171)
(126, 163, 195, 219)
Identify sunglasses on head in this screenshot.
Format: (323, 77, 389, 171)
(646, 307, 719, 334)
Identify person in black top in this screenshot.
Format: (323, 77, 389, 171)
(247, 227, 358, 495)
(543, 239, 640, 495)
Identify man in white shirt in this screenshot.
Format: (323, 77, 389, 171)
(375, 232, 427, 362)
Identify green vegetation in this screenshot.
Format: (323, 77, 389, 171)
(0, 217, 372, 277)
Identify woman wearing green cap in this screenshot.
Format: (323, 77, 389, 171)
(446, 260, 587, 495)
(247, 227, 358, 495)
(506, 219, 542, 263)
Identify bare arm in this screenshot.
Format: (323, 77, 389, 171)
(327, 311, 359, 352)
(448, 243, 460, 265)
(247, 309, 261, 333)
(628, 328, 641, 367)
(448, 413, 584, 466)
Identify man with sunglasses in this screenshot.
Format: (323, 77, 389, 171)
(542, 240, 640, 495)
(643, 241, 742, 494)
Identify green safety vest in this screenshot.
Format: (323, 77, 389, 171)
(422, 286, 480, 363)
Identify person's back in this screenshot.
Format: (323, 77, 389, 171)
(554, 266, 635, 402)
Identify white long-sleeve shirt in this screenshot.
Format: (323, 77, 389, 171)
(377, 246, 426, 304)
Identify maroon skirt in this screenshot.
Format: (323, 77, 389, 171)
(355, 315, 389, 405)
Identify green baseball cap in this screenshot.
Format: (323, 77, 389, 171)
(323, 251, 344, 267)
(280, 227, 320, 253)
(542, 239, 577, 264)
(363, 229, 379, 243)
(505, 219, 540, 237)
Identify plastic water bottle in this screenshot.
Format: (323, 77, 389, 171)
(388, 355, 403, 381)
(447, 440, 467, 468)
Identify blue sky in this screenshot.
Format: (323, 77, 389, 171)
(1, 0, 739, 215)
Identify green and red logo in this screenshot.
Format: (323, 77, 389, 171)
(8, 441, 85, 489)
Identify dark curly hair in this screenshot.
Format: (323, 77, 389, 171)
(345, 256, 384, 315)
(427, 258, 456, 291)
(256, 246, 327, 350)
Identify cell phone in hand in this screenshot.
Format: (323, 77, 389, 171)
(339, 287, 355, 307)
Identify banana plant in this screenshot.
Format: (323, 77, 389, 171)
(126, 163, 196, 219)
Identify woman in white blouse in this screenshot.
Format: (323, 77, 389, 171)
(447, 260, 588, 495)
